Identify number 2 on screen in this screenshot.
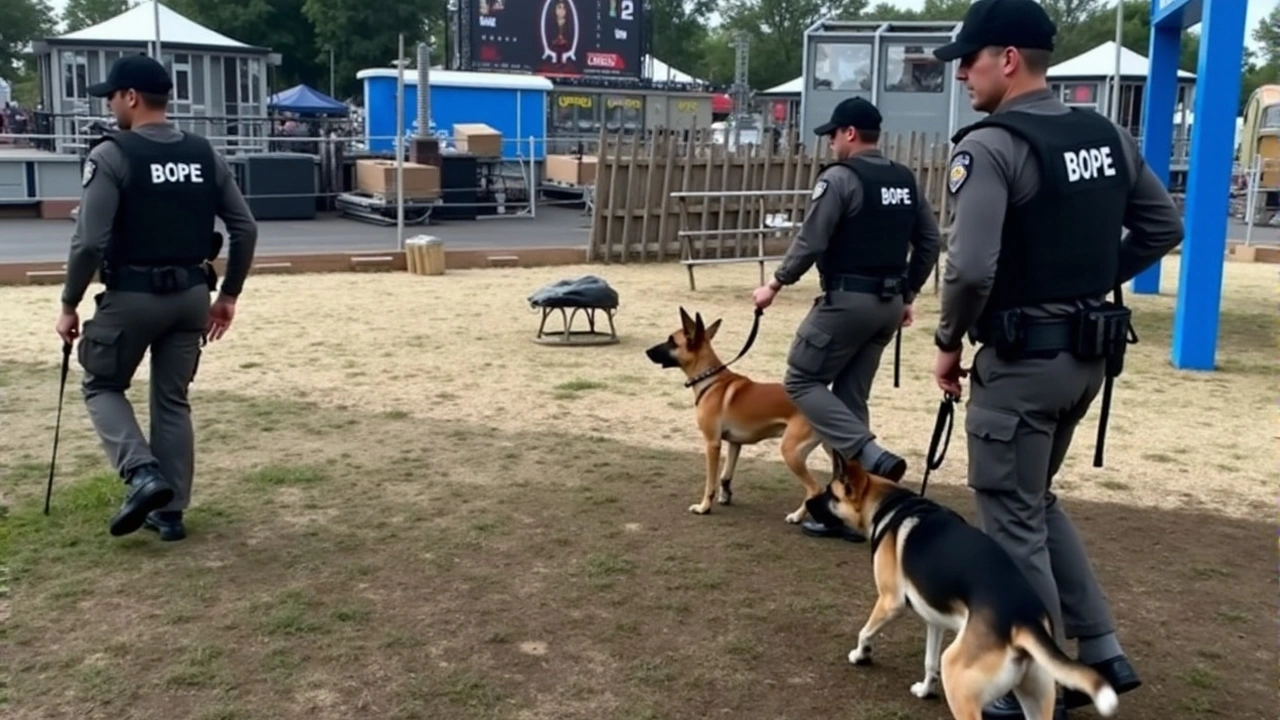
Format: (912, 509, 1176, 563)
(619, 0, 634, 20)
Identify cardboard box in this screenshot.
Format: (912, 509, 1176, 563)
(355, 159, 440, 199)
(544, 154, 597, 186)
(453, 123, 503, 157)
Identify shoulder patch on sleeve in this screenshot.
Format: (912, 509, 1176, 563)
(947, 151, 972, 195)
(811, 179, 829, 201)
(81, 159, 97, 188)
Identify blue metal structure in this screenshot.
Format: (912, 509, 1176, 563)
(356, 68, 552, 159)
(1136, 0, 1247, 370)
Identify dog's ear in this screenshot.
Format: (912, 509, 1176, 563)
(692, 312, 709, 345)
(679, 307, 696, 339)
(846, 457, 872, 503)
(704, 318, 722, 342)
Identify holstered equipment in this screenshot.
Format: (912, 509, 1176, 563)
(106, 265, 209, 294)
(204, 231, 223, 292)
(973, 289, 1137, 468)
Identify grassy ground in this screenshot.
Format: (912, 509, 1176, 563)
(0, 257, 1274, 719)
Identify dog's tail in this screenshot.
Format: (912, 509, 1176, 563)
(1011, 623, 1119, 717)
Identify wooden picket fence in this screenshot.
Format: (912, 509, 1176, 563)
(586, 127, 954, 264)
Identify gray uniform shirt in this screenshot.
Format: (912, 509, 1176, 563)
(774, 148, 943, 303)
(935, 88, 1185, 350)
(62, 122, 259, 308)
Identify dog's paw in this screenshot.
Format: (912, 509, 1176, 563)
(785, 509, 805, 524)
(717, 480, 733, 505)
(910, 681, 937, 699)
(688, 502, 712, 515)
(848, 647, 872, 666)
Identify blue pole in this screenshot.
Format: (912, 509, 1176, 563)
(1170, 0, 1247, 371)
(1132, 25, 1182, 296)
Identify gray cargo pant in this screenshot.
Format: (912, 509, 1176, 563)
(783, 290, 902, 461)
(965, 344, 1116, 648)
(77, 284, 210, 513)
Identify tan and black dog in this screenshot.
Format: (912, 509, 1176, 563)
(645, 307, 829, 522)
(804, 455, 1119, 720)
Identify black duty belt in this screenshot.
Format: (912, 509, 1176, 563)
(1017, 318, 1074, 353)
(106, 265, 208, 294)
(820, 273, 904, 298)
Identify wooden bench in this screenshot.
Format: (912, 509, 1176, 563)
(670, 189, 810, 291)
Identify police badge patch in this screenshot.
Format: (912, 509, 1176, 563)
(948, 151, 971, 195)
(81, 160, 97, 188)
(811, 179, 828, 201)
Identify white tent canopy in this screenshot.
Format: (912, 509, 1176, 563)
(55, 0, 252, 50)
(1048, 41, 1196, 80)
(760, 76, 802, 95)
(643, 55, 703, 84)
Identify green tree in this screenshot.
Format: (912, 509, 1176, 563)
(167, 0, 328, 93)
(1253, 2, 1280, 65)
(648, 0, 712, 81)
(716, 0, 868, 90)
(0, 0, 55, 80)
(302, 0, 444, 98)
(61, 0, 132, 32)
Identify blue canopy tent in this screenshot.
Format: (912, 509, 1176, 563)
(268, 84, 349, 116)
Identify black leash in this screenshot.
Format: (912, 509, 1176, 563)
(688, 307, 764, 401)
(893, 326, 902, 388)
(45, 340, 72, 516)
(1092, 285, 1138, 468)
(919, 393, 958, 497)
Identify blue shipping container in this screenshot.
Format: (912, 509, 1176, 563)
(357, 68, 553, 160)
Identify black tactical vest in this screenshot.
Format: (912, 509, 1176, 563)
(951, 108, 1130, 320)
(107, 130, 220, 268)
(817, 155, 919, 279)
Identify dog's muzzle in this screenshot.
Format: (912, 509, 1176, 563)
(805, 491, 843, 529)
(645, 342, 680, 368)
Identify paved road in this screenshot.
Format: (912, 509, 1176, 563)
(0, 203, 594, 263)
(0, 204, 1274, 264)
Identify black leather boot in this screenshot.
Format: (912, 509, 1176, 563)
(799, 517, 866, 543)
(109, 465, 176, 537)
(1064, 655, 1141, 709)
(869, 451, 907, 482)
(143, 511, 186, 542)
(982, 693, 1067, 720)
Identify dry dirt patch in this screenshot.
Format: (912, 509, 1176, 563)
(0, 256, 1273, 517)
(0, 363, 1272, 720)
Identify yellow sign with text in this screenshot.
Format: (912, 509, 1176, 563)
(606, 96, 643, 110)
(558, 94, 593, 109)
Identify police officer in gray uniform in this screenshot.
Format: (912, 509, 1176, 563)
(930, 1, 1184, 717)
(55, 55, 259, 542)
(752, 97, 941, 542)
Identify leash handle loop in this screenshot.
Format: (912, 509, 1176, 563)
(919, 393, 957, 497)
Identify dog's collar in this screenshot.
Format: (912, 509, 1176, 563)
(687, 365, 729, 404)
(868, 489, 923, 554)
(684, 308, 764, 399)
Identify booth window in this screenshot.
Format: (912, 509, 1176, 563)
(1060, 83, 1098, 108)
(811, 42, 871, 92)
(1264, 105, 1280, 129)
(882, 44, 944, 93)
(603, 94, 644, 133)
(552, 92, 599, 134)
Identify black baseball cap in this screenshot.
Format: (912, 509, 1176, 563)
(87, 54, 173, 98)
(933, 0, 1057, 63)
(813, 97, 882, 137)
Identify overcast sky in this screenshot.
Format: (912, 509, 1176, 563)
(42, 0, 1273, 52)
